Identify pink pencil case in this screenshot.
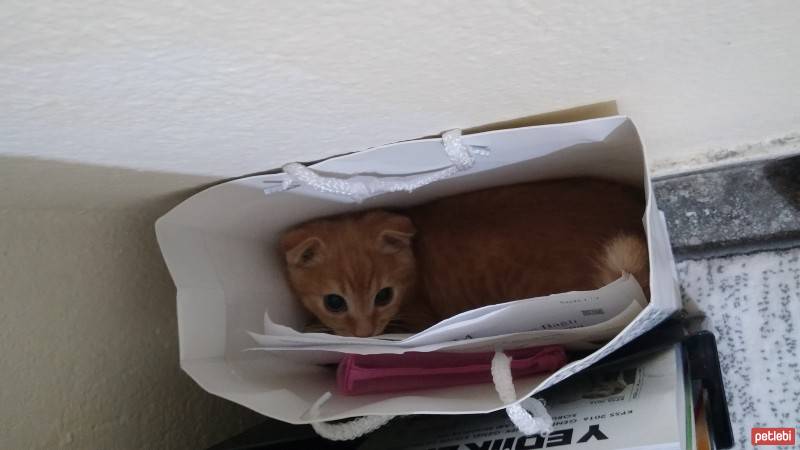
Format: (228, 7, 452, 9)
(337, 346, 567, 396)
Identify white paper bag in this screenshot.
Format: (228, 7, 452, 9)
(155, 113, 681, 427)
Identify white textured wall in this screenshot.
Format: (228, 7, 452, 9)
(2, 1, 800, 177)
(2, 1, 800, 449)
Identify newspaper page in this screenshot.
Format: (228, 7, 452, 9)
(358, 345, 688, 450)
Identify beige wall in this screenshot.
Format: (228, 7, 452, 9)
(0, 159, 260, 449)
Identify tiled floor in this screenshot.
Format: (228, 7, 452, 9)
(677, 248, 800, 449)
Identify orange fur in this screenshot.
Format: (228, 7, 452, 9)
(279, 178, 648, 336)
(594, 234, 650, 295)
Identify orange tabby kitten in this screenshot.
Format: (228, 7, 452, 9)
(279, 178, 648, 337)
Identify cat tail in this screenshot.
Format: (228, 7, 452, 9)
(595, 234, 650, 294)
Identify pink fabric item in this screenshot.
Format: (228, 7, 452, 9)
(337, 346, 567, 396)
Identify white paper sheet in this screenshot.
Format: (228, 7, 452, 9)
(249, 275, 645, 354)
(249, 299, 644, 366)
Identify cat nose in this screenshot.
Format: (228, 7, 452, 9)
(353, 322, 374, 337)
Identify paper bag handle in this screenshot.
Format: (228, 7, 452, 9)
(263, 129, 490, 203)
(309, 350, 553, 441)
(309, 392, 394, 441)
(491, 351, 554, 436)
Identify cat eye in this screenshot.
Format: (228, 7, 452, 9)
(323, 294, 347, 313)
(374, 287, 394, 306)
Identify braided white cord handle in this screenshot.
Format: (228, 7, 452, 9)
(309, 350, 552, 441)
(263, 129, 490, 203)
(491, 351, 554, 437)
(309, 392, 395, 441)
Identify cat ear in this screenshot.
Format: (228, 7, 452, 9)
(281, 231, 326, 267)
(376, 215, 416, 254)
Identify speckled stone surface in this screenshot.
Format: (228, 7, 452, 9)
(659, 156, 800, 448)
(654, 155, 800, 260)
(677, 248, 800, 450)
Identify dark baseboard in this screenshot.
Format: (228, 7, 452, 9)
(653, 154, 800, 260)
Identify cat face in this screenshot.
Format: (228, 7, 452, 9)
(280, 211, 417, 337)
